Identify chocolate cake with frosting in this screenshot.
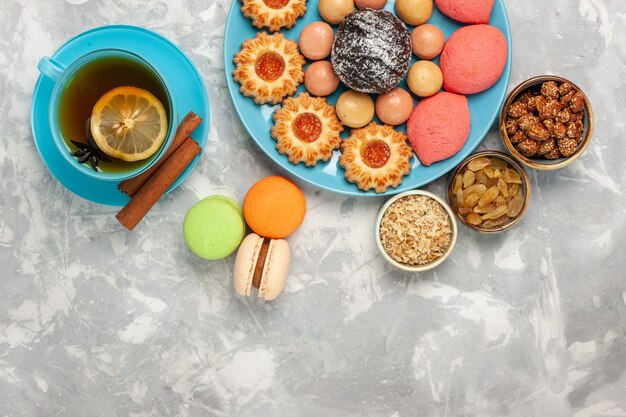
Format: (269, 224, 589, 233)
(331, 9, 412, 94)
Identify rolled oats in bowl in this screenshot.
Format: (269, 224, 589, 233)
(376, 190, 457, 272)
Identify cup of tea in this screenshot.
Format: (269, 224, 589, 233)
(37, 49, 177, 181)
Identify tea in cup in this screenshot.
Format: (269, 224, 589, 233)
(38, 49, 177, 181)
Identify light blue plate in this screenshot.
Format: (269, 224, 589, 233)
(31, 25, 210, 206)
(224, 1, 511, 196)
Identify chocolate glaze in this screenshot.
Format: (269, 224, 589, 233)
(331, 9, 412, 94)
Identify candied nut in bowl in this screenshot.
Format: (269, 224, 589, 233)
(447, 151, 531, 234)
(375, 190, 458, 272)
(500, 75, 593, 170)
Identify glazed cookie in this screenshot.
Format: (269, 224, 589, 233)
(434, 0, 494, 24)
(241, 0, 307, 32)
(440, 25, 507, 95)
(233, 32, 305, 105)
(271, 93, 344, 166)
(407, 91, 470, 166)
(339, 122, 413, 193)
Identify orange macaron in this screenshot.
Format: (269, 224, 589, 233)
(243, 176, 306, 239)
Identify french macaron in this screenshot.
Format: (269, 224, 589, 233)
(183, 195, 245, 260)
(233, 233, 291, 301)
(243, 176, 306, 239)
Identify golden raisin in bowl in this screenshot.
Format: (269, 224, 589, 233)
(447, 151, 531, 234)
(500, 75, 593, 171)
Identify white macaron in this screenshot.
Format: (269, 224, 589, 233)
(233, 233, 291, 301)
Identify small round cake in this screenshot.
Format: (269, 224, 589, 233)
(407, 91, 470, 166)
(435, 0, 495, 24)
(440, 25, 507, 95)
(331, 9, 412, 94)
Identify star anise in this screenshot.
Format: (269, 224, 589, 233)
(69, 117, 111, 171)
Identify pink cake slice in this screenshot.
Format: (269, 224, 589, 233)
(407, 92, 470, 166)
(440, 24, 507, 95)
(435, 0, 495, 24)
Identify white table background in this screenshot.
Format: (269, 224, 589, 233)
(1, 0, 625, 416)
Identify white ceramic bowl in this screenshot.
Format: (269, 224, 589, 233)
(375, 190, 458, 272)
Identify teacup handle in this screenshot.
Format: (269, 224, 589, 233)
(37, 57, 66, 82)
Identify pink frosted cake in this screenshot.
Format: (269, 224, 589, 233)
(407, 92, 470, 166)
(434, 0, 495, 24)
(440, 24, 507, 95)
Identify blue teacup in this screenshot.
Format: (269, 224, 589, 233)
(37, 49, 177, 181)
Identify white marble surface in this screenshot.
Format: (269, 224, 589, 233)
(1, 0, 626, 416)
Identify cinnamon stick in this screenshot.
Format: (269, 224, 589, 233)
(116, 138, 202, 231)
(118, 111, 202, 197)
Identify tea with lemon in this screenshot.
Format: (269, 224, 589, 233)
(58, 55, 170, 173)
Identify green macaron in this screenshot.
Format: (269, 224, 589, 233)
(183, 195, 245, 260)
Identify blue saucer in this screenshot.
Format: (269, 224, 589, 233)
(31, 25, 210, 206)
(224, 1, 511, 196)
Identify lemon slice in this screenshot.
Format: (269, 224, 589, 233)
(90, 86, 168, 162)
